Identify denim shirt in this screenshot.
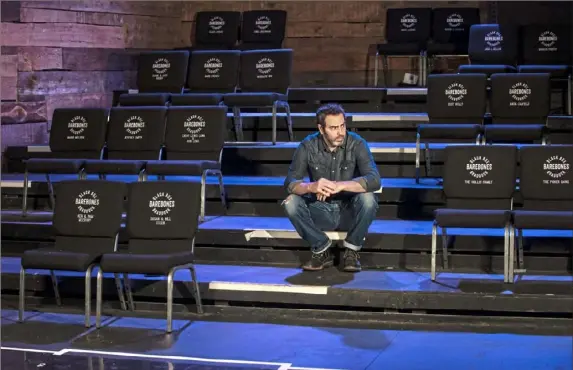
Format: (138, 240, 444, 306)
(284, 132, 381, 199)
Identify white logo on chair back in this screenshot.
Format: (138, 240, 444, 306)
(466, 156, 493, 184)
(255, 16, 272, 34)
(400, 14, 417, 31)
(509, 82, 531, 107)
(149, 192, 175, 225)
(208, 16, 225, 34)
(204, 58, 223, 79)
(67, 116, 88, 140)
(124, 116, 145, 139)
(182, 115, 206, 144)
(152, 58, 171, 81)
(484, 31, 503, 51)
(446, 13, 464, 31)
(76, 190, 99, 223)
(256, 57, 274, 79)
(543, 156, 570, 184)
(538, 31, 558, 52)
(445, 82, 467, 106)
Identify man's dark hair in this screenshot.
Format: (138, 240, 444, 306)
(316, 103, 345, 127)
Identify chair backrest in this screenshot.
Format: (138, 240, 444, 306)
(427, 73, 487, 123)
(187, 50, 241, 93)
(431, 7, 480, 46)
(164, 106, 227, 161)
(239, 49, 292, 93)
(49, 108, 108, 159)
(194, 11, 241, 49)
(137, 51, 190, 93)
(519, 145, 573, 211)
(106, 106, 167, 160)
(442, 145, 518, 209)
(125, 181, 202, 254)
(386, 8, 432, 44)
(118, 93, 169, 107)
(240, 10, 287, 49)
(467, 24, 518, 65)
(490, 73, 550, 123)
(53, 180, 126, 253)
(520, 24, 572, 65)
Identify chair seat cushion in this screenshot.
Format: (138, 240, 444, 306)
(100, 251, 194, 275)
(21, 248, 101, 271)
(435, 209, 511, 228)
(83, 159, 146, 175)
(517, 65, 571, 78)
(171, 93, 223, 106)
(513, 210, 573, 230)
(484, 124, 545, 142)
(145, 160, 220, 176)
(418, 124, 481, 140)
(223, 92, 287, 106)
(119, 93, 169, 106)
(458, 64, 517, 75)
(26, 158, 85, 174)
(426, 42, 468, 56)
(377, 43, 423, 55)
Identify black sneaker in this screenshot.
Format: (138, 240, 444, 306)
(343, 249, 361, 272)
(302, 248, 334, 271)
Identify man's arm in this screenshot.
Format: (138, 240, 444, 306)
(344, 139, 381, 193)
(284, 143, 312, 195)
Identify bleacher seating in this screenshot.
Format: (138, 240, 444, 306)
(510, 145, 573, 281)
(484, 73, 551, 144)
(223, 49, 294, 144)
(416, 73, 487, 183)
(431, 145, 518, 282)
(95, 181, 203, 333)
(239, 10, 287, 50)
(18, 180, 127, 327)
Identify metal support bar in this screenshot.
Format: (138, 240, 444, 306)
(430, 221, 438, 281)
(123, 273, 135, 311)
(441, 227, 449, 269)
(50, 270, 62, 306)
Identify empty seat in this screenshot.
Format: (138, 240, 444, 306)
(22, 108, 109, 216)
(145, 105, 228, 221)
(458, 24, 518, 76)
(118, 93, 170, 107)
(518, 24, 572, 114)
(193, 11, 241, 50)
(431, 145, 518, 282)
(223, 49, 294, 144)
(240, 10, 287, 50)
(83, 106, 167, 176)
(374, 8, 432, 87)
(95, 181, 204, 333)
(509, 145, 573, 281)
(175, 49, 241, 105)
(19, 180, 126, 327)
(485, 73, 551, 143)
(416, 73, 487, 183)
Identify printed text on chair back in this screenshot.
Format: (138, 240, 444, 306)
(195, 11, 241, 48)
(49, 108, 108, 157)
(386, 8, 432, 44)
(519, 145, 573, 211)
(442, 145, 518, 209)
(164, 106, 227, 161)
(431, 8, 480, 45)
(521, 25, 572, 65)
(188, 50, 241, 92)
(239, 49, 292, 92)
(137, 51, 190, 93)
(126, 181, 202, 253)
(468, 24, 518, 64)
(241, 10, 287, 47)
(490, 73, 551, 122)
(106, 106, 167, 159)
(427, 74, 487, 121)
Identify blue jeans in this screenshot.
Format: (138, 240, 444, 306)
(282, 193, 378, 253)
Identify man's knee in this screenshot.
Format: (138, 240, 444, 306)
(354, 192, 378, 212)
(282, 194, 305, 216)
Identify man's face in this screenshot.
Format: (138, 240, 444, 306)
(319, 113, 346, 149)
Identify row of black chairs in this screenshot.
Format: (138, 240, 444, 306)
(416, 72, 554, 182)
(432, 144, 573, 283)
(18, 179, 203, 333)
(23, 106, 229, 221)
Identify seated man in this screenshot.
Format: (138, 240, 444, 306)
(283, 103, 381, 272)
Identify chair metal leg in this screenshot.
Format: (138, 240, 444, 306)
(22, 169, 29, 217)
(415, 133, 421, 184)
(85, 264, 95, 327)
(200, 170, 208, 222)
(95, 269, 103, 328)
(430, 221, 438, 281)
(514, 228, 526, 275)
(190, 266, 203, 314)
(507, 224, 515, 283)
(503, 224, 510, 283)
(215, 170, 227, 216)
(441, 227, 449, 269)
(567, 75, 572, 115)
(283, 102, 293, 142)
(123, 273, 134, 311)
(46, 174, 55, 210)
(424, 142, 432, 179)
(271, 102, 278, 145)
(19, 267, 25, 322)
(373, 52, 379, 86)
(166, 269, 175, 333)
(50, 270, 62, 306)
(232, 107, 243, 142)
(382, 55, 389, 87)
(114, 273, 127, 311)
